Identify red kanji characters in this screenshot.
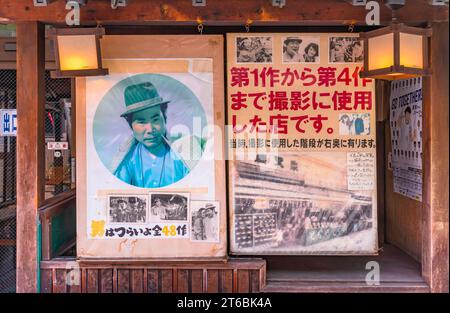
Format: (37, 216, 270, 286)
(332, 91, 353, 111)
(230, 91, 248, 110)
(270, 114, 289, 134)
(281, 68, 300, 86)
(248, 92, 266, 110)
(232, 115, 247, 133)
(313, 92, 331, 110)
(300, 68, 317, 86)
(290, 91, 311, 110)
(310, 114, 328, 133)
(230, 67, 250, 87)
(354, 91, 372, 110)
(317, 67, 337, 87)
(249, 115, 267, 133)
(251, 67, 280, 87)
(269, 91, 289, 111)
(291, 115, 309, 133)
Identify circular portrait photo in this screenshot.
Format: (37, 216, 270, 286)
(93, 73, 208, 188)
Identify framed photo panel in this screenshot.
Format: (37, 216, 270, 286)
(77, 35, 226, 258)
(227, 33, 378, 255)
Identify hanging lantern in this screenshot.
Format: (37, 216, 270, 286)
(359, 23, 432, 80)
(49, 27, 108, 78)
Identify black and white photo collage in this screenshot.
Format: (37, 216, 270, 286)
(107, 193, 219, 242)
(235, 35, 364, 64)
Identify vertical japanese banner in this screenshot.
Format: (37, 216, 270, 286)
(227, 33, 378, 254)
(389, 78, 423, 201)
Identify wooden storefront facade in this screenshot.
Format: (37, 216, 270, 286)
(0, 0, 448, 293)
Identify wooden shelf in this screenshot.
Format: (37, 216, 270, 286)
(263, 244, 428, 292)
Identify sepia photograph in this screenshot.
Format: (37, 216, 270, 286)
(149, 193, 189, 221)
(108, 195, 148, 223)
(329, 36, 364, 63)
(190, 201, 220, 242)
(93, 73, 209, 189)
(236, 36, 273, 63)
(282, 36, 320, 63)
(231, 152, 376, 253)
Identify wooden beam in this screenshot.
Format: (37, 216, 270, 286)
(16, 21, 46, 293)
(0, 0, 447, 25)
(422, 21, 449, 293)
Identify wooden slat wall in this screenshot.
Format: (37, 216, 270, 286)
(40, 259, 266, 293)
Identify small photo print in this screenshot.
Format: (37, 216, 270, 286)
(339, 113, 371, 136)
(282, 36, 320, 63)
(190, 201, 220, 242)
(149, 193, 189, 222)
(108, 195, 148, 223)
(329, 37, 364, 63)
(236, 36, 273, 63)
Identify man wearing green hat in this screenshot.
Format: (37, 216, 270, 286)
(111, 82, 190, 188)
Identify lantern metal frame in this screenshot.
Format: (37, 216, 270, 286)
(48, 27, 109, 78)
(359, 23, 432, 80)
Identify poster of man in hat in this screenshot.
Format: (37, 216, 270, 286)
(190, 201, 220, 242)
(111, 82, 190, 188)
(92, 73, 209, 189)
(282, 36, 320, 63)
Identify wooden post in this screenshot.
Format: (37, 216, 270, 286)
(16, 21, 46, 293)
(422, 21, 449, 293)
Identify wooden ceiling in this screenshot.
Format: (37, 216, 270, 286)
(0, 0, 448, 26)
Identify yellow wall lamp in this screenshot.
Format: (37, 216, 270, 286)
(359, 23, 432, 81)
(48, 27, 109, 78)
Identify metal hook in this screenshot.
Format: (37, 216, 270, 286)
(196, 17, 204, 35)
(96, 21, 102, 29)
(348, 20, 356, 33)
(245, 19, 253, 33)
(197, 23, 204, 34)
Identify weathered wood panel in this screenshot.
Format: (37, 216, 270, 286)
(16, 21, 46, 293)
(191, 270, 203, 293)
(100, 269, 113, 293)
(131, 269, 144, 293)
(86, 269, 98, 293)
(221, 270, 233, 293)
(40, 259, 266, 293)
(0, 0, 446, 25)
(237, 270, 250, 293)
(251, 270, 260, 293)
(422, 21, 449, 293)
(40, 269, 52, 293)
(39, 190, 76, 261)
(206, 269, 219, 293)
(177, 269, 189, 293)
(117, 270, 130, 293)
(147, 269, 158, 293)
(53, 269, 67, 293)
(160, 270, 173, 293)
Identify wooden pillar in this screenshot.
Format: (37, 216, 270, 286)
(422, 21, 449, 293)
(16, 21, 46, 293)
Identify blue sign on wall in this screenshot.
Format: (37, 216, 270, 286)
(0, 109, 17, 136)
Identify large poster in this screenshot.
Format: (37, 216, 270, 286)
(389, 78, 423, 201)
(227, 33, 378, 254)
(77, 35, 226, 258)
